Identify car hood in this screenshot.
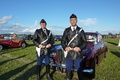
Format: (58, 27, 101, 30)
(51, 43, 92, 57)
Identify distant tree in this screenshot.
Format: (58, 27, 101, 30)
(108, 32, 113, 36)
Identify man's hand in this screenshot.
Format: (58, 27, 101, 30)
(39, 44, 45, 48)
(46, 44, 51, 48)
(65, 46, 71, 52)
(74, 47, 81, 52)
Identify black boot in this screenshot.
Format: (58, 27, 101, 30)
(46, 65, 52, 80)
(66, 70, 73, 80)
(37, 65, 41, 80)
(77, 69, 83, 80)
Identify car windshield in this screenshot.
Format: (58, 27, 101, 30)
(86, 34, 97, 42)
(4, 35, 23, 40)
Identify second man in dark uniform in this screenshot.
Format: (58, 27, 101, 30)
(61, 14, 87, 80)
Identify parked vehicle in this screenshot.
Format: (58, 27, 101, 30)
(50, 32, 108, 79)
(54, 35, 62, 41)
(0, 36, 27, 50)
(0, 35, 4, 39)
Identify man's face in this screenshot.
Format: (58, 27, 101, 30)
(40, 23, 46, 29)
(70, 18, 77, 27)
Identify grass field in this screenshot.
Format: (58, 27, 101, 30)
(0, 38, 120, 80)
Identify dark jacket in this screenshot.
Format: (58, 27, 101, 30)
(33, 28, 54, 55)
(61, 26, 87, 59)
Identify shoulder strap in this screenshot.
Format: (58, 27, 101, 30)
(67, 28, 82, 46)
(41, 31, 51, 44)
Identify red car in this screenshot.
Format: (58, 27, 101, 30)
(50, 32, 108, 79)
(0, 37, 27, 50)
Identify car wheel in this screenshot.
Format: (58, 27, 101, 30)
(21, 42, 26, 48)
(0, 45, 3, 50)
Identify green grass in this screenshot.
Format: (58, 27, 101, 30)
(0, 39, 120, 80)
(94, 38, 120, 80)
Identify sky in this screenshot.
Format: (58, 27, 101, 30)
(0, 0, 120, 35)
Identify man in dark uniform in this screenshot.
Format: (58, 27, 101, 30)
(33, 19, 54, 80)
(61, 14, 87, 80)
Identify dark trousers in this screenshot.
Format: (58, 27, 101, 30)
(37, 54, 50, 65)
(36, 54, 52, 80)
(66, 58, 83, 80)
(66, 58, 83, 71)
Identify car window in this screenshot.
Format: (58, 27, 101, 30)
(86, 34, 97, 42)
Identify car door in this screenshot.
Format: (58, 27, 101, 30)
(10, 40, 20, 47)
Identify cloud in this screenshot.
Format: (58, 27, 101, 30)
(34, 20, 38, 27)
(78, 18, 97, 26)
(0, 16, 13, 25)
(20, 20, 39, 34)
(0, 16, 65, 35)
(15, 21, 39, 34)
(21, 27, 36, 33)
(0, 16, 97, 35)
(0, 17, 40, 34)
(48, 26, 65, 35)
(10, 23, 22, 28)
